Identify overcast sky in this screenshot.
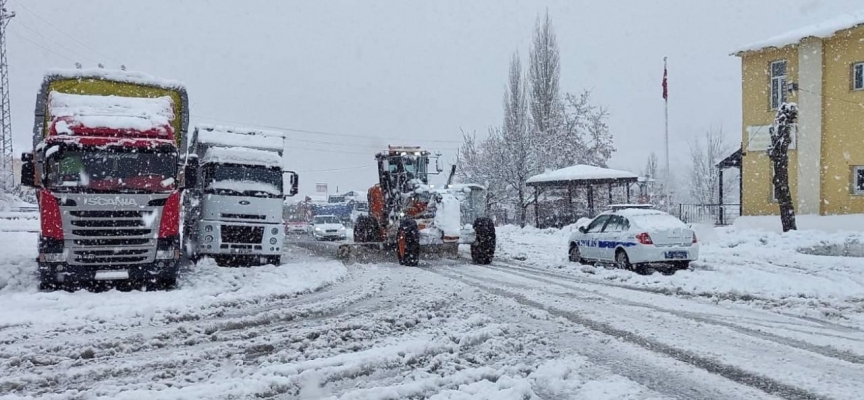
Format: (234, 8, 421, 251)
(8, 0, 863, 196)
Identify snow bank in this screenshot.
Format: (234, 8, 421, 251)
(209, 179, 281, 195)
(201, 146, 283, 168)
(433, 192, 461, 237)
(734, 9, 864, 53)
(48, 91, 175, 134)
(0, 255, 347, 330)
(735, 214, 864, 233)
(196, 125, 284, 151)
(526, 164, 637, 184)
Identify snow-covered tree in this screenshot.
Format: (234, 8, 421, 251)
(558, 91, 615, 168)
(455, 129, 509, 212)
(688, 127, 735, 205)
(528, 11, 565, 170)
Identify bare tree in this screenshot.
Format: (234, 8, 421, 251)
(528, 10, 565, 170)
(455, 129, 509, 211)
(560, 91, 615, 168)
(769, 103, 798, 232)
(688, 127, 734, 205)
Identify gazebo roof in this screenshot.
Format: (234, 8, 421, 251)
(526, 164, 639, 187)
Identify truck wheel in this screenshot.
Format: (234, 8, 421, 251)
(159, 273, 178, 289)
(38, 272, 57, 291)
(267, 256, 282, 266)
(470, 217, 495, 265)
(396, 219, 420, 266)
(354, 215, 371, 243)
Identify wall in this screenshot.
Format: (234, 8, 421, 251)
(740, 47, 799, 216)
(820, 26, 864, 214)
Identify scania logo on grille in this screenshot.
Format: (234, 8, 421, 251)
(81, 197, 138, 206)
(239, 200, 250, 205)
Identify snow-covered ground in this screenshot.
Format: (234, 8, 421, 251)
(496, 224, 864, 330)
(2, 216, 864, 399)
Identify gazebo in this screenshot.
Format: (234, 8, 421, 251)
(526, 165, 640, 227)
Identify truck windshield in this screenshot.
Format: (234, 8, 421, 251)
(206, 164, 283, 198)
(44, 145, 177, 193)
(314, 216, 340, 224)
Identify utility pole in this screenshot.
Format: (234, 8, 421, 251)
(0, 0, 13, 191)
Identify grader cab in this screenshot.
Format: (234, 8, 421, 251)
(353, 146, 495, 266)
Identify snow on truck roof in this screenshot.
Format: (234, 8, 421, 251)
(196, 125, 284, 151)
(733, 9, 864, 54)
(526, 164, 638, 184)
(45, 68, 186, 90)
(201, 146, 282, 168)
(48, 91, 175, 135)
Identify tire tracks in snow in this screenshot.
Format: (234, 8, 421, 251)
(479, 262, 864, 365)
(428, 266, 833, 400)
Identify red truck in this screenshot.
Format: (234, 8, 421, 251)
(20, 69, 189, 290)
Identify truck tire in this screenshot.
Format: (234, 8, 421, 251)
(38, 271, 57, 291)
(396, 219, 420, 266)
(471, 217, 495, 265)
(354, 215, 372, 243)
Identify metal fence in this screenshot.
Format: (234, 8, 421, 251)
(672, 204, 740, 226)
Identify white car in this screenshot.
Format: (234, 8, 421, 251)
(310, 215, 347, 241)
(568, 206, 698, 273)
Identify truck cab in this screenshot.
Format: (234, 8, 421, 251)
(183, 125, 298, 266)
(20, 70, 188, 290)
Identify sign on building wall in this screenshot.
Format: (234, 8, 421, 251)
(316, 183, 328, 193)
(746, 125, 797, 152)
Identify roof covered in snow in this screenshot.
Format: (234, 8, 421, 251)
(47, 91, 175, 136)
(196, 125, 284, 151)
(201, 146, 283, 168)
(45, 68, 186, 90)
(733, 10, 864, 54)
(526, 165, 639, 186)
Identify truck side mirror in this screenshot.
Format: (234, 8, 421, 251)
(284, 171, 299, 197)
(183, 158, 198, 189)
(20, 152, 36, 188)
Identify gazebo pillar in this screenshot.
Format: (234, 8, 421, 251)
(587, 185, 595, 217)
(534, 186, 540, 227)
(626, 183, 631, 203)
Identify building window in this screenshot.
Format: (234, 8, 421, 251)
(853, 166, 864, 195)
(854, 63, 864, 91)
(770, 60, 787, 110)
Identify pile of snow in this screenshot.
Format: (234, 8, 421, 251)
(526, 164, 638, 184)
(0, 192, 36, 212)
(734, 9, 864, 53)
(196, 125, 284, 151)
(48, 91, 175, 134)
(735, 214, 864, 234)
(209, 180, 281, 196)
(201, 146, 283, 168)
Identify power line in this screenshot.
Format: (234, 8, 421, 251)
(192, 113, 463, 144)
(13, 0, 120, 64)
(296, 165, 374, 173)
(10, 29, 75, 63)
(12, 18, 96, 63)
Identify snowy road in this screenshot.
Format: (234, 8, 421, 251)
(2, 229, 864, 398)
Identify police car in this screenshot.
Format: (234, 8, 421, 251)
(568, 205, 698, 272)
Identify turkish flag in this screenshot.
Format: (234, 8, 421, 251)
(662, 65, 668, 100)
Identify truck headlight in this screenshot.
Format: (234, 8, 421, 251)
(271, 227, 279, 235)
(339, 226, 346, 231)
(41, 252, 66, 263)
(156, 248, 177, 260)
(315, 227, 323, 232)
(270, 237, 278, 245)
(205, 235, 214, 243)
(204, 225, 214, 233)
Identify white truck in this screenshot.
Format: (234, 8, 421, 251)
(182, 125, 298, 266)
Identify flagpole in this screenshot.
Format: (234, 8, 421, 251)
(663, 57, 670, 202)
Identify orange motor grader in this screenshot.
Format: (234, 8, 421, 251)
(352, 146, 495, 266)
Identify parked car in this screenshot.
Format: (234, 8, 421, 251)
(310, 214, 347, 241)
(285, 217, 310, 234)
(568, 205, 698, 273)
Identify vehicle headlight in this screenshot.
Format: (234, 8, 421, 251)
(339, 226, 346, 231)
(315, 227, 323, 232)
(204, 225, 213, 233)
(271, 227, 279, 235)
(156, 248, 177, 260)
(205, 235, 214, 243)
(42, 252, 66, 263)
(270, 237, 278, 245)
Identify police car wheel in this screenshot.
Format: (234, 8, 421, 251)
(569, 244, 584, 264)
(615, 250, 631, 270)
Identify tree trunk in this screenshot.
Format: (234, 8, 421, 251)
(769, 103, 798, 232)
(517, 187, 526, 227)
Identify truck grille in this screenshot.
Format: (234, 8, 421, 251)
(66, 208, 156, 266)
(221, 226, 264, 244)
(221, 213, 266, 220)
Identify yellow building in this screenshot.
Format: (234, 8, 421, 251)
(734, 13, 864, 216)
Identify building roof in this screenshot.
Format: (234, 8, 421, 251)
(734, 9, 864, 54)
(526, 164, 639, 187)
